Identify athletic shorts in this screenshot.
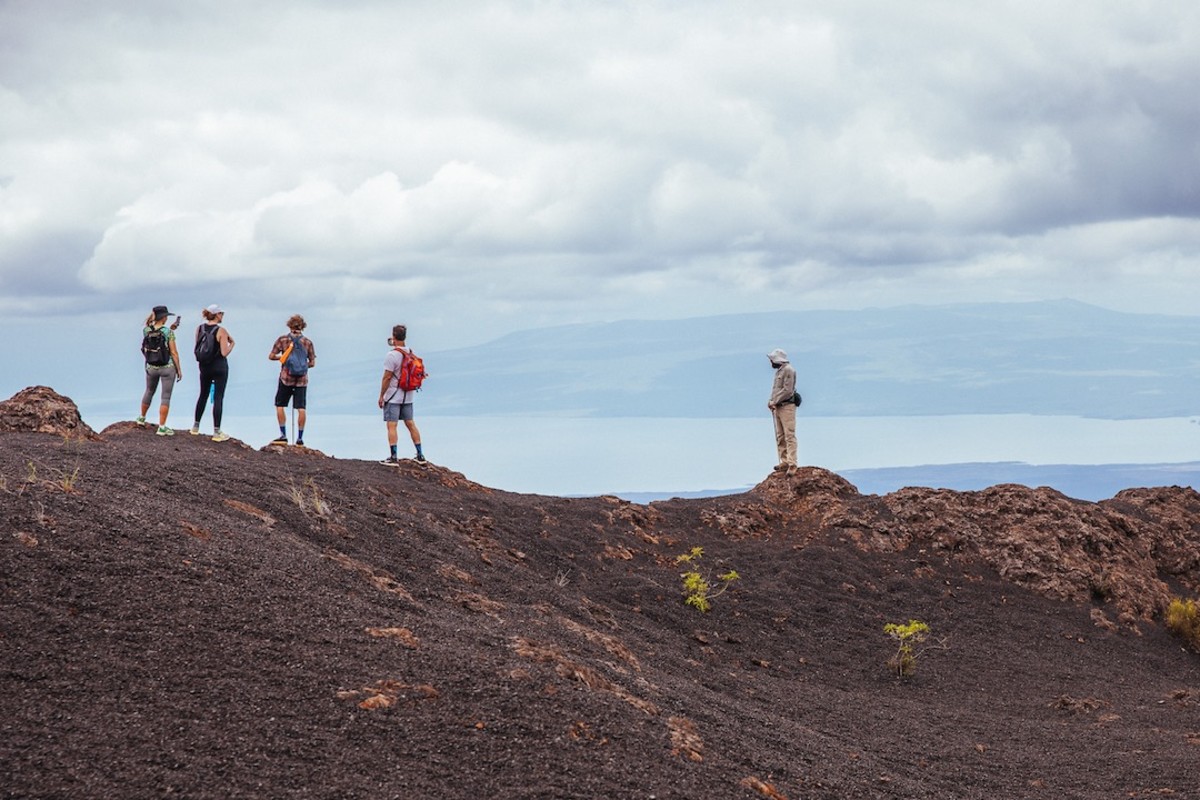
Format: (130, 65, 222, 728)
(274, 382, 307, 410)
(383, 402, 413, 422)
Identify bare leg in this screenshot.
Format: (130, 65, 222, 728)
(403, 419, 421, 446)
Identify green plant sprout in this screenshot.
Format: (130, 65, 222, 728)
(56, 464, 80, 493)
(884, 619, 932, 678)
(675, 547, 740, 613)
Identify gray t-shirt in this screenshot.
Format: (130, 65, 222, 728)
(382, 347, 415, 405)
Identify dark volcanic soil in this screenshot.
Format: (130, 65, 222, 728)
(2, 400, 1199, 798)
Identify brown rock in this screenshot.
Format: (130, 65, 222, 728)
(0, 386, 99, 439)
(721, 468, 1200, 623)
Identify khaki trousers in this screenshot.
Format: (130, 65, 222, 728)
(772, 403, 798, 466)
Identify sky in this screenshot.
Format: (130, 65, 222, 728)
(3, 0, 1200, 361)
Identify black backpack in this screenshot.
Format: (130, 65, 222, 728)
(141, 328, 171, 367)
(194, 325, 220, 364)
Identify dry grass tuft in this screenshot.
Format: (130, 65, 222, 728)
(1165, 597, 1200, 650)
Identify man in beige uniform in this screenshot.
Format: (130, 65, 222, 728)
(766, 348, 798, 470)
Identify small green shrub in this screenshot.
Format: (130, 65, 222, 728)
(1165, 597, 1200, 650)
(884, 619, 931, 678)
(56, 464, 81, 493)
(675, 547, 739, 613)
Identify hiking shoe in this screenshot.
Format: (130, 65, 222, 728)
(212, 430, 230, 443)
(135, 416, 146, 425)
(189, 425, 200, 435)
(380, 456, 400, 467)
(272, 435, 289, 445)
(156, 426, 175, 436)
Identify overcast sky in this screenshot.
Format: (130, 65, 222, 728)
(3, 0, 1199, 353)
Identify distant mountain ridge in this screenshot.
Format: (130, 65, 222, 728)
(419, 300, 1200, 418)
(269, 300, 1200, 420)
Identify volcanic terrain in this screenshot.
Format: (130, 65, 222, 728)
(2, 386, 1199, 799)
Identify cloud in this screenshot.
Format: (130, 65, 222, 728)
(1, 0, 1198, 328)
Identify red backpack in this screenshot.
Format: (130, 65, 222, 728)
(395, 350, 427, 392)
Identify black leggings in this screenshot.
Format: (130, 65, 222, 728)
(195, 361, 229, 429)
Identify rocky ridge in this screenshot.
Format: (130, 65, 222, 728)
(2, 387, 1199, 800)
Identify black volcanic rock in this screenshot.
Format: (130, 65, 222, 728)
(2, 389, 1199, 799)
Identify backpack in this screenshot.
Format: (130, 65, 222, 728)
(194, 325, 219, 364)
(282, 335, 309, 377)
(141, 328, 171, 367)
(395, 350, 427, 392)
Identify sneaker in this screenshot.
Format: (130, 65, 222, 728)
(156, 426, 175, 436)
(272, 435, 289, 445)
(414, 454, 427, 464)
(212, 430, 230, 443)
(380, 456, 400, 467)
(294, 439, 305, 448)
(190, 425, 201, 435)
(135, 416, 146, 425)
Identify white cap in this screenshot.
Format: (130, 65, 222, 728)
(206, 304, 223, 315)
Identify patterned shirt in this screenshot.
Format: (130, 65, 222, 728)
(270, 334, 316, 387)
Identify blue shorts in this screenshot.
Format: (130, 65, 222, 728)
(383, 403, 413, 422)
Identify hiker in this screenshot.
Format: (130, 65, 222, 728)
(268, 314, 316, 446)
(192, 304, 236, 442)
(137, 305, 182, 436)
(378, 324, 425, 465)
(766, 348, 798, 471)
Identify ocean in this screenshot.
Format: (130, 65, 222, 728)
(78, 405, 1200, 499)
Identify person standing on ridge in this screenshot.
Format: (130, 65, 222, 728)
(378, 324, 426, 466)
(766, 348, 798, 471)
(192, 304, 235, 442)
(268, 314, 316, 446)
(137, 305, 182, 436)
